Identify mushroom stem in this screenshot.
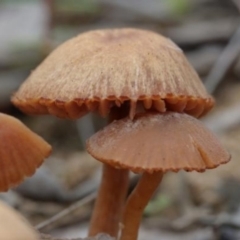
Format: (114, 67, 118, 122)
(88, 165, 129, 237)
(88, 105, 130, 237)
(120, 172, 164, 240)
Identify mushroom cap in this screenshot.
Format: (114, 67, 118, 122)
(0, 200, 39, 240)
(12, 28, 213, 119)
(86, 112, 230, 173)
(0, 113, 51, 191)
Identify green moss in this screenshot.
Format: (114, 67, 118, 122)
(145, 194, 172, 216)
(167, 0, 191, 16)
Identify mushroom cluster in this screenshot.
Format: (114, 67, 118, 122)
(12, 28, 230, 240)
(87, 112, 230, 240)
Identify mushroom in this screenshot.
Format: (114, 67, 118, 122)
(86, 112, 231, 240)
(12, 28, 214, 237)
(0, 200, 39, 240)
(0, 113, 51, 191)
(11, 28, 213, 120)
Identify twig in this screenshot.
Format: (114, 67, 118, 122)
(204, 25, 240, 93)
(36, 192, 97, 231)
(205, 0, 240, 94)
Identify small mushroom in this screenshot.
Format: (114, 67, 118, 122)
(0, 113, 51, 191)
(0, 200, 39, 240)
(86, 112, 230, 240)
(12, 28, 214, 237)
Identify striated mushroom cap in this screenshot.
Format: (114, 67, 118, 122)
(12, 28, 213, 119)
(0, 200, 39, 240)
(86, 112, 230, 173)
(0, 113, 51, 191)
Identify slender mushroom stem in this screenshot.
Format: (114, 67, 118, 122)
(89, 165, 129, 236)
(120, 172, 164, 240)
(88, 105, 130, 237)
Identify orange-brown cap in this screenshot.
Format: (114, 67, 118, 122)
(0, 113, 51, 191)
(86, 112, 230, 173)
(0, 200, 39, 240)
(12, 28, 213, 119)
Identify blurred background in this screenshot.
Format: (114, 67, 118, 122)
(1, 0, 240, 239)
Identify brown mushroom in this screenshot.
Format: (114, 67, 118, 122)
(12, 28, 213, 119)
(0, 113, 51, 191)
(86, 112, 230, 240)
(0, 200, 39, 240)
(12, 28, 214, 237)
